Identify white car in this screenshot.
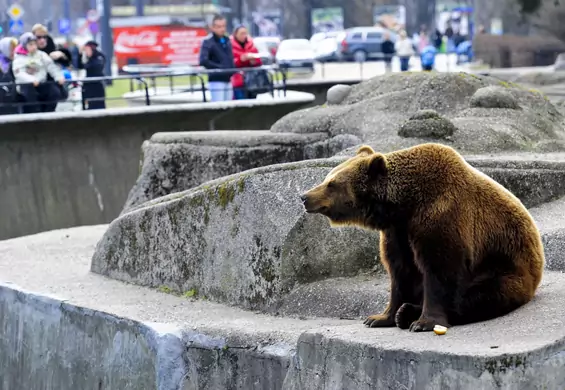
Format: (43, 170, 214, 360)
(314, 32, 346, 63)
(275, 39, 315, 74)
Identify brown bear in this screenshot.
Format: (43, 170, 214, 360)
(300, 143, 544, 332)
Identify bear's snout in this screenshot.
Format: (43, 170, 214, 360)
(300, 193, 314, 212)
(300, 190, 328, 214)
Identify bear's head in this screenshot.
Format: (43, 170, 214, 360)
(300, 145, 395, 230)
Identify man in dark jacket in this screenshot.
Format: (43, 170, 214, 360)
(199, 14, 235, 102)
(381, 32, 395, 73)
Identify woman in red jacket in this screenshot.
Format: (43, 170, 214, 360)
(230, 26, 262, 100)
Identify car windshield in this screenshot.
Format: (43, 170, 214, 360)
(280, 40, 311, 51)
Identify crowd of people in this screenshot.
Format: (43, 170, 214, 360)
(379, 29, 438, 73)
(198, 15, 475, 101)
(0, 24, 107, 115)
(380, 23, 474, 73)
(199, 14, 270, 103)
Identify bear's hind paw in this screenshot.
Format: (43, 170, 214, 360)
(395, 303, 422, 329)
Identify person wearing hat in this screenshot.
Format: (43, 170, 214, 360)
(78, 40, 106, 110)
(12, 32, 65, 113)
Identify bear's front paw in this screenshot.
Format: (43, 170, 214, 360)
(409, 317, 450, 332)
(395, 303, 422, 329)
(363, 314, 396, 328)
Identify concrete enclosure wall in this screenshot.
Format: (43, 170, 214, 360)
(0, 100, 312, 240)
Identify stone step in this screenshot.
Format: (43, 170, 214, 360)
(2, 226, 565, 389)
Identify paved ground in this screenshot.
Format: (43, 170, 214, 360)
(309, 54, 464, 81)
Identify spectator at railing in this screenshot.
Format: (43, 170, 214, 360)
(32, 24, 73, 70)
(32, 24, 73, 106)
(12, 33, 64, 114)
(79, 41, 106, 110)
(230, 25, 263, 100)
(0, 37, 18, 115)
(199, 14, 235, 102)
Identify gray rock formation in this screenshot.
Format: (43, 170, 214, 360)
(326, 84, 352, 105)
(271, 72, 565, 154)
(123, 131, 362, 212)
(469, 86, 521, 109)
(398, 109, 457, 139)
(93, 159, 381, 314)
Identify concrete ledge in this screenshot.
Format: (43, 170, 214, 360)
(2, 226, 565, 389)
(0, 97, 312, 133)
(0, 226, 343, 390)
(286, 273, 565, 389)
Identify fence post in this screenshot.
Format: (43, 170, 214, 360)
(81, 84, 87, 110)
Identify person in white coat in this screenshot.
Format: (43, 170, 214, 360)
(12, 32, 65, 113)
(395, 30, 414, 72)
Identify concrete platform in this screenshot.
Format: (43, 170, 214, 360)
(2, 225, 565, 389)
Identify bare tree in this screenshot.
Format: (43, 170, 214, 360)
(528, 0, 565, 42)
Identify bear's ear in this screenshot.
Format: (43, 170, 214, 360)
(356, 145, 375, 157)
(367, 154, 388, 177)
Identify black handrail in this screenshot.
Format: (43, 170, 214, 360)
(0, 64, 290, 111)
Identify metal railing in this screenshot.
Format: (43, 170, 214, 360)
(0, 65, 290, 114)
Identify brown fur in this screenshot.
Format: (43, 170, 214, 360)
(300, 143, 544, 332)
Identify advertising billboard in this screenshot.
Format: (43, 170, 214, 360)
(113, 25, 208, 69)
(311, 7, 344, 35)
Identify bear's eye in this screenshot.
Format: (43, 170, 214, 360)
(327, 181, 337, 189)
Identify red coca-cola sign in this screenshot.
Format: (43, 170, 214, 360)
(113, 25, 208, 69)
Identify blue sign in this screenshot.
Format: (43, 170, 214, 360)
(58, 18, 71, 35)
(9, 19, 24, 35)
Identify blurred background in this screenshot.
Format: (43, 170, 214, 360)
(0, 0, 562, 69)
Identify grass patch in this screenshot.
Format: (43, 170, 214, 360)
(182, 288, 198, 298)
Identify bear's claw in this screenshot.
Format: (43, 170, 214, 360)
(363, 314, 396, 327)
(409, 317, 450, 332)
